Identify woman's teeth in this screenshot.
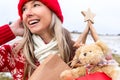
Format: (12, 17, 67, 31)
(29, 19, 40, 25)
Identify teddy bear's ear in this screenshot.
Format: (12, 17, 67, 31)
(95, 40, 109, 54)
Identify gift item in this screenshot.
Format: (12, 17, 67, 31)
(29, 54, 70, 80)
(76, 72, 111, 80)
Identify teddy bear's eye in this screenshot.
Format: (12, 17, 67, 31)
(83, 53, 87, 56)
(89, 51, 92, 52)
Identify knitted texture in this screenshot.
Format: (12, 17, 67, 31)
(18, 0, 63, 22)
(32, 34, 59, 62)
(0, 25, 15, 45)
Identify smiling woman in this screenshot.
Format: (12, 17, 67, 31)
(0, 0, 120, 80)
(21, 1, 53, 35)
(0, 0, 77, 80)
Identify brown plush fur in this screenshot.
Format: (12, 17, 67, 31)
(60, 40, 120, 80)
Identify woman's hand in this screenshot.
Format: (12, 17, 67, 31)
(10, 19, 24, 36)
(73, 41, 84, 49)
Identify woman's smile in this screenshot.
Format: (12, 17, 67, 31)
(28, 19, 40, 25)
(28, 18, 40, 28)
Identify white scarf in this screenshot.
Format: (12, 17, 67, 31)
(32, 34, 59, 62)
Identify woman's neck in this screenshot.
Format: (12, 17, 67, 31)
(39, 32, 53, 44)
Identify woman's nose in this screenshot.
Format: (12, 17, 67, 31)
(25, 9, 33, 18)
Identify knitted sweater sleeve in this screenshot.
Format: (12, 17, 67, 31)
(0, 45, 16, 72)
(0, 24, 15, 45)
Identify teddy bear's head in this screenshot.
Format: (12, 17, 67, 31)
(75, 40, 109, 66)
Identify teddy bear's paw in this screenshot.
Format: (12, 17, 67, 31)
(60, 70, 75, 80)
(112, 78, 120, 80)
(60, 76, 75, 80)
(111, 69, 120, 80)
(112, 74, 120, 80)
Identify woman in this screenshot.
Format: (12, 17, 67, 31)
(0, 0, 77, 80)
(0, 0, 111, 80)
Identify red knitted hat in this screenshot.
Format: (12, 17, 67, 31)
(18, 0, 63, 22)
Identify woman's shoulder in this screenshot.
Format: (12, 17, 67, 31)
(0, 44, 12, 53)
(12, 39, 24, 52)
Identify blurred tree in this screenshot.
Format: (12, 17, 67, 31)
(0, 72, 12, 80)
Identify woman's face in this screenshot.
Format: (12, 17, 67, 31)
(22, 1, 52, 35)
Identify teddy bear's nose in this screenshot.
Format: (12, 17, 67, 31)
(83, 53, 87, 56)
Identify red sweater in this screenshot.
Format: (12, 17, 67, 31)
(0, 44, 26, 80)
(0, 24, 15, 45)
(0, 25, 25, 79)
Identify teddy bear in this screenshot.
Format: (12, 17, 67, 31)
(60, 40, 120, 80)
(60, 8, 120, 80)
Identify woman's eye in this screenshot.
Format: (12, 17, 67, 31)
(22, 7, 26, 12)
(33, 4, 40, 7)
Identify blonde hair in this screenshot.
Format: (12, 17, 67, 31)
(13, 13, 74, 79)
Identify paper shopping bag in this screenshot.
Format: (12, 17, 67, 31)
(76, 72, 112, 80)
(29, 54, 70, 80)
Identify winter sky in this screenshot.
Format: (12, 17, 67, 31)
(0, 0, 120, 34)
